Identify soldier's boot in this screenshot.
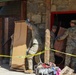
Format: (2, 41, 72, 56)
(65, 55, 71, 67)
(25, 70, 34, 73)
(25, 58, 34, 73)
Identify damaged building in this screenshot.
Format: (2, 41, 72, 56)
(0, 0, 76, 73)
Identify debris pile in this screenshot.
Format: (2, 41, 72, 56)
(34, 62, 76, 75)
(60, 66, 76, 75)
(34, 62, 61, 75)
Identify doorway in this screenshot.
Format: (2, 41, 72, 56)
(51, 11, 76, 29)
(50, 11, 76, 68)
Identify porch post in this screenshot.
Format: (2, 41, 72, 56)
(44, 0, 51, 64)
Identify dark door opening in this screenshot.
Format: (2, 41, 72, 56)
(51, 11, 76, 69)
(56, 14, 76, 28)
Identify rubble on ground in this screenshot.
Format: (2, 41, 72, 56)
(60, 66, 76, 75)
(34, 62, 76, 75)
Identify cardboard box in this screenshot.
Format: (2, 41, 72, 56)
(11, 21, 27, 70)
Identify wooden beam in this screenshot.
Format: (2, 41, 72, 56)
(44, 0, 51, 64)
(20, 0, 27, 20)
(0, 18, 3, 64)
(4, 18, 9, 56)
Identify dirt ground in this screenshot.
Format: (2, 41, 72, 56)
(0, 64, 35, 75)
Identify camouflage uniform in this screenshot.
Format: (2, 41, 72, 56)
(50, 26, 57, 63)
(58, 25, 76, 68)
(50, 31, 55, 63)
(27, 24, 42, 70)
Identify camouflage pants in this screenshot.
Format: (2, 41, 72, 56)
(65, 46, 75, 67)
(27, 44, 42, 70)
(71, 47, 76, 69)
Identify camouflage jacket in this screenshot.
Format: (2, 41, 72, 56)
(58, 26, 76, 47)
(31, 25, 42, 46)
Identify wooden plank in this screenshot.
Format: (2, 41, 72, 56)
(11, 21, 27, 70)
(4, 18, 9, 56)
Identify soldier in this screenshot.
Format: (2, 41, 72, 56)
(50, 25, 57, 49)
(57, 20, 76, 69)
(25, 20, 42, 73)
(50, 25, 57, 63)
